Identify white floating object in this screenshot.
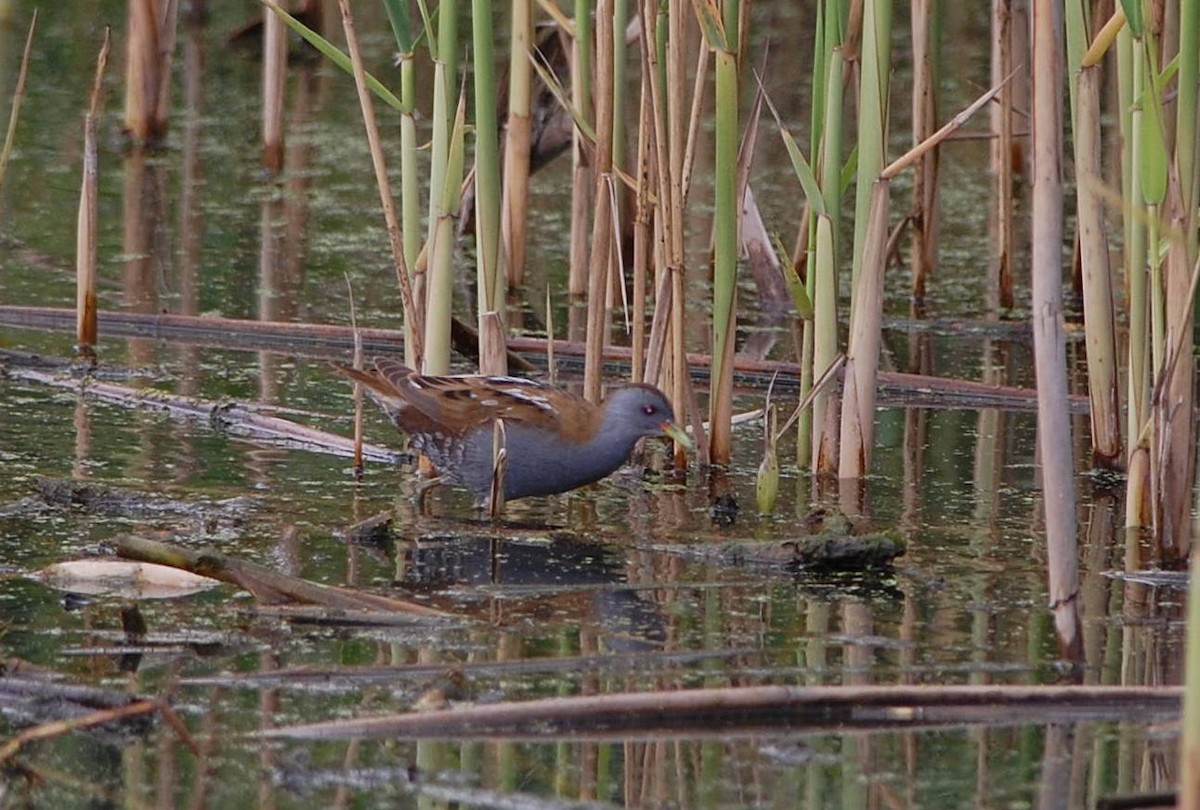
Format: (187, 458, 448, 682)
(32, 559, 221, 599)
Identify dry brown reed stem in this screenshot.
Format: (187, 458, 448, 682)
(583, 0, 616, 404)
(1152, 228, 1198, 563)
(1075, 65, 1121, 469)
(883, 75, 1013, 181)
(262, 684, 1182, 740)
(345, 274, 364, 475)
(990, 0, 1016, 313)
(337, 0, 423, 367)
(666, 2, 689, 464)
(76, 29, 110, 358)
(1082, 5, 1126, 66)
(835, 77, 1012, 477)
(501, 0, 534, 288)
(0, 698, 166, 765)
(568, 2, 592, 299)
(0, 11, 37, 196)
(1030, 0, 1080, 658)
(910, 0, 938, 302)
(838, 179, 889, 478)
(261, 4, 287, 171)
(630, 66, 654, 383)
(115, 534, 449, 617)
(124, 0, 170, 143)
(680, 43, 709, 206)
(639, 1, 669, 388)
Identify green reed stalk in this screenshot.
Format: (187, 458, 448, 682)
(795, 0, 828, 469)
(612, 0, 629, 178)
(425, 93, 466, 375)
(1117, 22, 1151, 529)
(472, 0, 504, 372)
(708, 1, 740, 465)
(422, 0, 459, 374)
(849, 0, 891, 293)
(382, 0, 422, 366)
(811, 43, 844, 473)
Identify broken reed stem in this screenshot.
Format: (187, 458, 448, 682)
(0, 10, 36, 197)
(123, 0, 168, 144)
(338, 0, 423, 367)
(76, 28, 111, 359)
(345, 273, 364, 476)
(501, 0, 533, 289)
(261, 4, 286, 171)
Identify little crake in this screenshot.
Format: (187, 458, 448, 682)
(337, 358, 691, 506)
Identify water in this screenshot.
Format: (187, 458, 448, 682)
(0, 2, 1185, 808)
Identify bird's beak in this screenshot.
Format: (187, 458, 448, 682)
(661, 421, 694, 451)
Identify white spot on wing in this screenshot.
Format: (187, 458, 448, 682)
(501, 388, 554, 411)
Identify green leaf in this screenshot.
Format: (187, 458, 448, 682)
(773, 234, 815, 320)
(263, 1, 404, 112)
(1139, 85, 1168, 205)
(840, 144, 858, 197)
(381, 0, 415, 55)
(690, 0, 728, 51)
(756, 445, 779, 515)
(1119, 0, 1142, 37)
(757, 74, 825, 216)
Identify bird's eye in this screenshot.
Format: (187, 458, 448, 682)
(642, 404, 657, 416)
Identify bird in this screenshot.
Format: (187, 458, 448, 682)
(335, 357, 691, 507)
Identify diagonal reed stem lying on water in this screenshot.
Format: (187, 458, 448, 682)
(4, 360, 404, 465)
(0, 311, 1084, 412)
(115, 534, 450, 618)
